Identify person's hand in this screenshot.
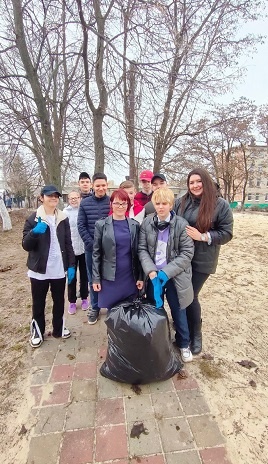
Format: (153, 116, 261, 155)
(186, 225, 201, 241)
(32, 217, 47, 235)
(151, 276, 163, 308)
(149, 271, 157, 280)
(67, 267, 75, 284)
(158, 270, 169, 287)
(93, 283, 101, 291)
(136, 280, 144, 290)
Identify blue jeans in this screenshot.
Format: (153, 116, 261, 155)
(85, 250, 100, 312)
(147, 279, 190, 349)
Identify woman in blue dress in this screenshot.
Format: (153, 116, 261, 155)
(92, 189, 143, 309)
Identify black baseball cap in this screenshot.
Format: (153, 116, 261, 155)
(41, 185, 62, 197)
(79, 172, 91, 180)
(151, 173, 166, 183)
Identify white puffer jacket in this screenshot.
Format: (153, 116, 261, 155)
(64, 205, 85, 256)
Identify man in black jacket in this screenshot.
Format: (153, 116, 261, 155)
(78, 173, 110, 324)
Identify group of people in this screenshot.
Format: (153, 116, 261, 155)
(22, 168, 233, 365)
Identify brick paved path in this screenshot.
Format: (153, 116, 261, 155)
(27, 307, 232, 464)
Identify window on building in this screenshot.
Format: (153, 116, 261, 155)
(265, 193, 268, 202)
(247, 193, 252, 201)
(255, 193, 259, 201)
(266, 179, 268, 187)
(256, 178, 261, 187)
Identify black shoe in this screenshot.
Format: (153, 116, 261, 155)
(88, 309, 99, 325)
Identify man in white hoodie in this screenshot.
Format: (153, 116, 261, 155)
(64, 191, 89, 314)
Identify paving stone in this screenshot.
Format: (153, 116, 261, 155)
(178, 389, 210, 415)
(158, 417, 194, 452)
(42, 382, 71, 406)
(97, 373, 123, 398)
(151, 391, 183, 418)
(188, 415, 225, 448)
(150, 379, 174, 393)
(30, 386, 43, 407)
(31, 350, 56, 367)
(34, 404, 66, 434)
(166, 450, 202, 464)
(71, 379, 97, 401)
(79, 333, 102, 350)
(50, 364, 74, 382)
(65, 400, 95, 429)
(95, 424, 128, 461)
(58, 336, 80, 351)
(42, 337, 61, 351)
(130, 456, 165, 464)
(31, 366, 51, 385)
(199, 446, 232, 464)
(73, 361, 97, 379)
(172, 374, 199, 390)
(96, 397, 125, 426)
(54, 348, 77, 365)
(27, 433, 62, 464)
(76, 346, 98, 362)
(60, 428, 94, 464)
(98, 344, 108, 362)
(125, 394, 154, 422)
(128, 419, 162, 456)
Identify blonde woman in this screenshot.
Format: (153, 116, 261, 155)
(138, 187, 194, 363)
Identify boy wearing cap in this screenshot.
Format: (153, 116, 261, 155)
(78, 172, 92, 198)
(22, 185, 76, 348)
(144, 173, 167, 217)
(134, 170, 154, 206)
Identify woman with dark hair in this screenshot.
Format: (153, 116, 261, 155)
(174, 168, 233, 355)
(92, 189, 143, 309)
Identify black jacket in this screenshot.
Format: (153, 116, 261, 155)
(174, 195, 233, 274)
(92, 216, 142, 283)
(22, 206, 75, 274)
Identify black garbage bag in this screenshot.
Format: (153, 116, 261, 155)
(100, 298, 183, 384)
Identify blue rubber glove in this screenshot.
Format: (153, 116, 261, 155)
(32, 216, 47, 235)
(158, 270, 169, 287)
(151, 276, 163, 309)
(67, 267, 75, 284)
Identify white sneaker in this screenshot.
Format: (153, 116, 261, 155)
(62, 327, 71, 339)
(180, 347, 193, 363)
(29, 329, 43, 348)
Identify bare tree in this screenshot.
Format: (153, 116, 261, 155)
(0, 0, 87, 188)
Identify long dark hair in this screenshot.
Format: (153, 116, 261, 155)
(180, 168, 217, 232)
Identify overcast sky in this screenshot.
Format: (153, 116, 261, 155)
(217, 15, 268, 106)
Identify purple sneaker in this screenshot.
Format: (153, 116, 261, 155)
(68, 303, 77, 315)
(81, 299, 90, 311)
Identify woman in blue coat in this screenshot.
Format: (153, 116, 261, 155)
(174, 168, 233, 355)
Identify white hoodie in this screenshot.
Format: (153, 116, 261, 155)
(64, 205, 85, 256)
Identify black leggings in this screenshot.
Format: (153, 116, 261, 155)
(186, 271, 210, 327)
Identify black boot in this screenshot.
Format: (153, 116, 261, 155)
(191, 320, 202, 355)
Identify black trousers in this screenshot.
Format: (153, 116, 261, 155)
(68, 253, 88, 303)
(186, 271, 210, 327)
(30, 277, 66, 337)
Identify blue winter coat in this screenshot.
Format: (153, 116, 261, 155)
(77, 193, 110, 251)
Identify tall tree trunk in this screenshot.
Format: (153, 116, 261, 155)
(11, 0, 61, 189)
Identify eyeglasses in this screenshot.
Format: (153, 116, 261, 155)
(112, 202, 128, 207)
(69, 197, 80, 201)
